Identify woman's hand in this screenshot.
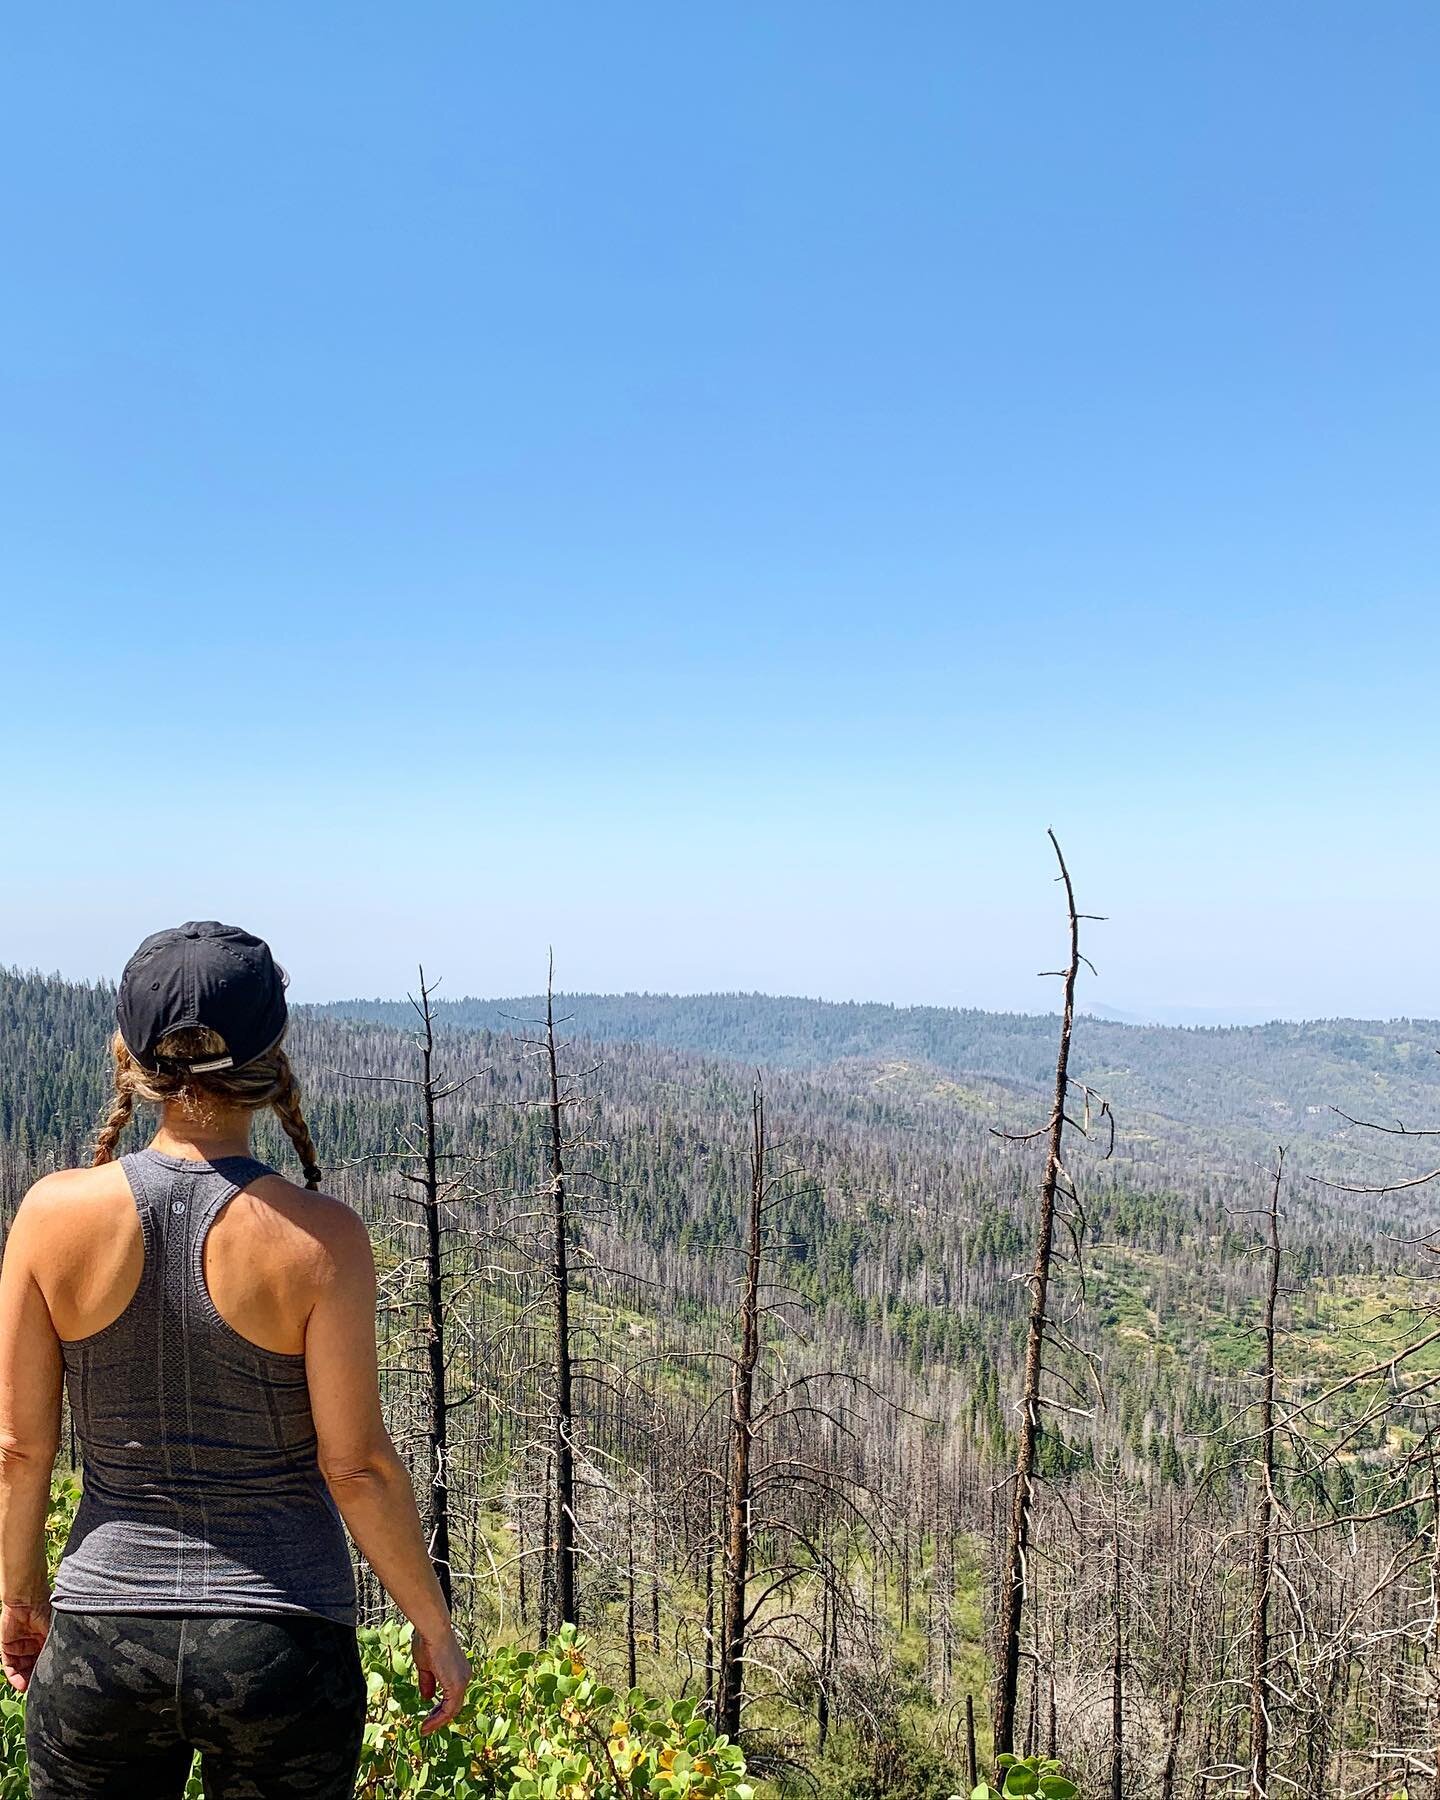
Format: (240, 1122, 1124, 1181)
(1, 1597, 51, 1693)
(412, 1621, 471, 1734)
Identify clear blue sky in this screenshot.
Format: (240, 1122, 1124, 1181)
(2, 4, 1436, 1019)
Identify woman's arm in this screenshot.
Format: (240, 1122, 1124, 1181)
(0, 1184, 63, 1693)
(305, 1201, 471, 1734)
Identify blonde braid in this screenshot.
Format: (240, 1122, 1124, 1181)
(92, 1035, 138, 1164)
(271, 1051, 323, 1191)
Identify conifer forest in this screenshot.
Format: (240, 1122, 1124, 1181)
(7, 857, 1440, 1799)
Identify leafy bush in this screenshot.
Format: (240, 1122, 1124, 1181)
(0, 1694, 24, 1800)
(0, 1477, 87, 1798)
(355, 1620, 750, 1799)
(958, 1753, 1079, 1799)
(804, 1714, 970, 1800)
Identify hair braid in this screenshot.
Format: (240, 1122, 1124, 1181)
(92, 1078, 137, 1166)
(271, 1051, 323, 1191)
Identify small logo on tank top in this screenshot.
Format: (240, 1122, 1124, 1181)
(172, 1201, 185, 1213)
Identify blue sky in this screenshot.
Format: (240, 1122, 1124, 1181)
(2, 4, 1437, 1018)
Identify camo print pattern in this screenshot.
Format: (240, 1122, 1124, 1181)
(25, 1608, 366, 1799)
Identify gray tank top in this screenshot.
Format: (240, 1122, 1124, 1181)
(51, 1148, 357, 1626)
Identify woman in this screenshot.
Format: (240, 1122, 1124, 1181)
(0, 920, 471, 1798)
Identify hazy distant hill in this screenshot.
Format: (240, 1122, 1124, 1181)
(320, 989, 1440, 1154)
(1087, 1001, 1283, 1027)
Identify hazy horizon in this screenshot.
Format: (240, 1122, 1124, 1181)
(12, 952, 1438, 1033)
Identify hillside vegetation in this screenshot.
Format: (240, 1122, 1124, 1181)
(323, 988, 1440, 1172)
(6, 967, 1440, 1796)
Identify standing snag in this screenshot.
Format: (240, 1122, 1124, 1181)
(992, 829, 1109, 1756)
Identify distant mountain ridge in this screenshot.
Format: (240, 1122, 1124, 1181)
(1085, 1001, 1289, 1028)
(317, 989, 1440, 1157)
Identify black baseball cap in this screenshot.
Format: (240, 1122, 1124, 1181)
(116, 921, 289, 1074)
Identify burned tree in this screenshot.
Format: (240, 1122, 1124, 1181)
(545, 956, 579, 1627)
(342, 965, 490, 1615)
(414, 972, 455, 1607)
(498, 957, 648, 1642)
(703, 1078, 898, 1768)
(716, 1083, 766, 1739)
(991, 829, 1109, 1755)
(1248, 1149, 1285, 1800)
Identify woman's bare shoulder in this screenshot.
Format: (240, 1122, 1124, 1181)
(23, 1164, 131, 1198)
(8, 1166, 137, 1275)
(244, 1174, 373, 1270)
(17, 1163, 133, 1221)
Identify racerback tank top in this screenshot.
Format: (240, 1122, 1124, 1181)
(50, 1148, 358, 1626)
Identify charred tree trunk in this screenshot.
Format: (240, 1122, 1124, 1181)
(539, 1452, 555, 1645)
(1109, 1476, 1125, 1800)
(650, 1495, 661, 1654)
(704, 1533, 716, 1711)
(546, 956, 578, 1628)
(817, 1563, 831, 1752)
(1158, 1606, 1191, 1800)
(717, 1084, 766, 1741)
(1427, 1441, 1440, 1800)
(1249, 1150, 1284, 1799)
(626, 1494, 638, 1689)
(415, 970, 453, 1610)
(966, 1693, 979, 1790)
(993, 831, 1092, 1752)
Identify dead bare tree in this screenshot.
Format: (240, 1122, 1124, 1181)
(545, 952, 579, 1628)
(490, 961, 664, 1647)
(685, 1075, 903, 1778)
(992, 829, 1109, 1754)
(1108, 1470, 1125, 1800)
(339, 965, 490, 1615)
(415, 972, 455, 1608)
(717, 1082, 766, 1739)
(1249, 1149, 1285, 1800)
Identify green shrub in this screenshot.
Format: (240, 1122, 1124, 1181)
(0, 1476, 87, 1798)
(809, 1721, 966, 1800)
(958, 1752, 1079, 1800)
(354, 1620, 751, 1799)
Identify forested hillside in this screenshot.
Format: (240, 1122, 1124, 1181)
(7, 965, 1440, 1795)
(324, 987, 1440, 1152)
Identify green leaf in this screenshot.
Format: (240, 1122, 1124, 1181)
(1038, 1781, 1078, 1799)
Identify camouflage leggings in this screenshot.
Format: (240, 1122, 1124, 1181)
(24, 1609, 366, 1799)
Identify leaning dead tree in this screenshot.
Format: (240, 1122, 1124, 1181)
(991, 829, 1110, 1755)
